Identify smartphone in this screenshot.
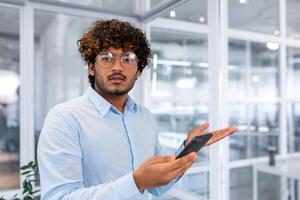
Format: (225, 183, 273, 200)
(176, 133, 213, 159)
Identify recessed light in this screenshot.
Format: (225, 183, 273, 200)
(198, 16, 206, 23)
(239, 0, 248, 4)
(252, 75, 260, 83)
(170, 10, 176, 18)
(176, 77, 197, 89)
(266, 42, 279, 51)
(273, 30, 280, 36)
(0, 70, 20, 97)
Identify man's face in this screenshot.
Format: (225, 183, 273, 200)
(89, 47, 141, 96)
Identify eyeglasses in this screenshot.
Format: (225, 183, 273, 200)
(96, 51, 139, 69)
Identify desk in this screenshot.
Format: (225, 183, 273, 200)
(253, 161, 300, 200)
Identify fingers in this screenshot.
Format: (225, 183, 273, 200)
(187, 123, 210, 144)
(167, 152, 197, 179)
(207, 126, 238, 145)
(192, 122, 209, 133)
(213, 126, 238, 139)
(166, 152, 197, 171)
(149, 152, 197, 186)
(168, 159, 194, 179)
(150, 155, 176, 164)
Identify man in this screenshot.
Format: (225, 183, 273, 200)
(37, 19, 237, 200)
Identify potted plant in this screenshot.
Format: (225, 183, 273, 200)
(0, 161, 40, 200)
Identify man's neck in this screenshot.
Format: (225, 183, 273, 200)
(94, 87, 128, 113)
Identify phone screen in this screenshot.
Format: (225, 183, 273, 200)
(176, 133, 213, 159)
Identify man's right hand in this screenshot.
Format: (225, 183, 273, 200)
(133, 152, 198, 193)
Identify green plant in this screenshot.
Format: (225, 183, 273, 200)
(0, 161, 40, 200)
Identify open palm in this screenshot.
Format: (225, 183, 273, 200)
(185, 122, 238, 146)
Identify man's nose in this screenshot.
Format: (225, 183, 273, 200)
(111, 57, 123, 71)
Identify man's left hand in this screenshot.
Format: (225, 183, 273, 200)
(184, 122, 238, 146)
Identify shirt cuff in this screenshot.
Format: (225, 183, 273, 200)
(113, 172, 144, 199)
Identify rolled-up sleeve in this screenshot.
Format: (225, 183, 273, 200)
(37, 107, 144, 200)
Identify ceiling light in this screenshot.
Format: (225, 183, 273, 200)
(170, 10, 176, 18)
(239, 0, 248, 4)
(273, 30, 280, 36)
(176, 77, 197, 89)
(252, 75, 260, 83)
(198, 16, 206, 23)
(157, 60, 191, 66)
(266, 42, 279, 51)
(195, 62, 208, 68)
(0, 70, 20, 103)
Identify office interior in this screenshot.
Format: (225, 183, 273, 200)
(1, 0, 300, 199)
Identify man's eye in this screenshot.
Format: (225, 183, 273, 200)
(101, 56, 112, 62)
(123, 56, 133, 63)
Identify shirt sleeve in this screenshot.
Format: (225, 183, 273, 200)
(37, 107, 144, 200)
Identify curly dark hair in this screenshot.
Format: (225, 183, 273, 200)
(77, 19, 152, 88)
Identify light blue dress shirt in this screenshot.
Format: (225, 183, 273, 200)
(37, 86, 184, 200)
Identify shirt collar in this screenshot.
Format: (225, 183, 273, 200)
(86, 86, 137, 117)
(125, 96, 137, 113)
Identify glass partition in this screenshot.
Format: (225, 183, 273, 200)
(287, 0, 300, 40)
(228, 0, 279, 35)
(229, 103, 279, 160)
(230, 166, 281, 200)
(228, 39, 280, 100)
(0, 6, 20, 191)
(228, 39, 280, 160)
(149, 27, 209, 198)
(288, 103, 300, 153)
(34, 10, 94, 152)
(287, 47, 300, 153)
(287, 47, 300, 99)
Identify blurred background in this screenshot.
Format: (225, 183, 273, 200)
(1, 0, 300, 199)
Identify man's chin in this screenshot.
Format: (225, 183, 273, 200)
(96, 83, 134, 96)
(106, 88, 130, 96)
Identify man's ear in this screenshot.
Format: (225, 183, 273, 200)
(88, 63, 95, 76)
(136, 71, 141, 80)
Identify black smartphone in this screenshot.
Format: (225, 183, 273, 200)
(176, 133, 213, 159)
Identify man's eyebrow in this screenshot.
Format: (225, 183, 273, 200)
(110, 51, 126, 57)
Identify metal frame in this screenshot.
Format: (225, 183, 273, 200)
(29, 0, 138, 19)
(207, 0, 229, 199)
(168, 186, 206, 200)
(0, 0, 24, 6)
(279, 0, 288, 157)
(148, 17, 208, 34)
(1, 0, 300, 199)
(20, 0, 35, 181)
(30, 1, 137, 23)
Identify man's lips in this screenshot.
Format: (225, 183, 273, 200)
(108, 74, 126, 83)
